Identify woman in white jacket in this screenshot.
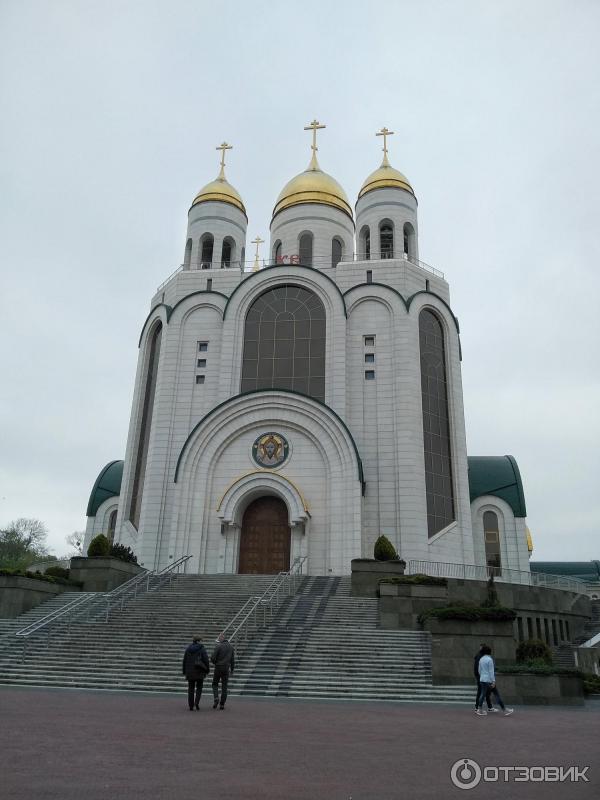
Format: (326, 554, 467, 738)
(476, 645, 514, 716)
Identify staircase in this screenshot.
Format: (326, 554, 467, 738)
(232, 576, 471, 702)
(0, 592, 92, 646)
(0, 575, 471, 703)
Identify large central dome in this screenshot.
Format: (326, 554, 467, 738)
(272, 153, 352, 221)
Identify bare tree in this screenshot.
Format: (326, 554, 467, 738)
(64, 531, 84, 556)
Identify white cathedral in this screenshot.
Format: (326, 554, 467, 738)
(85, 122, 532, 577)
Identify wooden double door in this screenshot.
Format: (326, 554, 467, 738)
(238, 496, 291, 574)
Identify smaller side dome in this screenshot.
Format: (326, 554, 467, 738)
(190, 141, 247, 217)
(86, 460, 123, 517)
(358, 162, 414, 199)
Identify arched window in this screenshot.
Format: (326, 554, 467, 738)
(221, 237, 234, 268)
(274, 240, 282, 264)
(403, 222, 416, 260)
(129, 322, 162, 528)
(107, 509, 117, 545)
(331, 238, 343, 268)
(299, 233, 313, 267)
(241, 285, 326, 401)
(360, 226, 370, 260)
(419, 309, 455, 537)
(200, 234, 214, 269)
(184, 238, 192, 269)
(380, 220, 394, 259)
(240, 246, 245, 269)
(483, 511, 502, 575)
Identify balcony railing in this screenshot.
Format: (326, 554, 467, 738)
(156, 252, 443, 292)
(407, 559, 589, 595)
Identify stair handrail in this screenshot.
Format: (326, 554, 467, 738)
(224, 557, 307, 646)
(15, 555, 192, 661)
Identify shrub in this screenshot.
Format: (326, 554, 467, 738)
(87, 534, 110, 558)
(516, 638, 553, 666)
(45, 566, 70, 580)
(583, 674, 600, 694)
(109, 543, 138, 564)
(0, 567, 82, 587)
(498, 664, 582, 678)
(418, 604, 517, 625)
(379, 574, 447, 587)
(373, 535, 399, 562)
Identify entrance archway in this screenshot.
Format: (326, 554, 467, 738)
(239, 496, 290, 574)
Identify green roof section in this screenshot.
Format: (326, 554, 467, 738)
(86, 460, 124, 517)
(467, 455, 527, 518)
(530, 561, 600, 582)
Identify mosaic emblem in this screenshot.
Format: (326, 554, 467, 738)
(252, 432, 289, 469)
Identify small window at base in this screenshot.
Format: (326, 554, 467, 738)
(198, 342, 208, 352)
(365, 370, 375, 380)
(364, 336, 375, 347)
(195, 375, 205, 384)
(197, 359, 206, 368)
(365, 353, 375, 363)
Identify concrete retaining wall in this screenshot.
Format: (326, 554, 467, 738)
(69, 557, 145, 592)
(0, 576, 79, 618)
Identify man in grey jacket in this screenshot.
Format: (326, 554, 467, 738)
(211, 633, 235, 710)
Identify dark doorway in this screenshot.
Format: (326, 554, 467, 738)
(238, 496, 290, 574)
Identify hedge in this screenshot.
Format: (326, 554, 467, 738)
(498, 664, 583, 678)
(0, 568, 83, 588)
(379, 574, 447, 587)
(418, 604, 517, 624)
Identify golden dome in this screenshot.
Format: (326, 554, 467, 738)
(191, 173, 246, 217)
(358, 154, 414, 200)
(272, 153, 352, 220)
(526, 527, 533, 555)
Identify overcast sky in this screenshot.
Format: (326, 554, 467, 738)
(1, 1, 598, 561)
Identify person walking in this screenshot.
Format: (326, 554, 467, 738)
(211, 632, 235, 710)
(182, 635, 210, 711)
(473, 643, 495, 713)
(476, 645, 514, 716)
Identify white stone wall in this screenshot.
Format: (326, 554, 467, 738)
(269, 203, 354, 269)
(84, 497, 119, 552)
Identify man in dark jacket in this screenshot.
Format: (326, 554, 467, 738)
(473, 642, 495, 713)
(211, 633, 235, 710)
(182, 635, 210, 710)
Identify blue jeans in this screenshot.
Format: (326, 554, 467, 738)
(477, 682, 506, 710)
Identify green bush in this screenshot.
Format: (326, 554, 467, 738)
(418, 604, 517, 625)
(45, 565, 70, 580)
(87, 534, 110, 558)
(498, 664, 582, 678)
(373, 535, 399, 562)
(379, 574, 447, 587)
(583, 674, 600, 694)
(0, 567, 82, 587)
(516, 638, 553, 666)
(109, 543, 138, 564)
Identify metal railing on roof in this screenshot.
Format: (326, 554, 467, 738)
(15, 555, 192, 661)
(155, 251, 443, 292)
(220, 557, 307, 647)
(407, 559, 588, 594)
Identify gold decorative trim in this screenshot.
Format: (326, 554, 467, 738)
(216, 470, 310, 514)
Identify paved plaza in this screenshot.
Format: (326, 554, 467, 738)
(1, 687, 598, 800)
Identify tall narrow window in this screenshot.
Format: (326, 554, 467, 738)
(129, 322, 162, 529)
(331, 238, 342, 268)
(200, 234, 214, 268)
(403, 222, 416, 260)
(380, 220, 394, 259)
(274, 240, 282, 264)
(483, 510, 502, 575)
(221, 237, 234, 268)
(107, 509, 117, 545)
(241, 285, 326, 401)
(184, 238, 192, 269)
(419, 309, 455, 537)
(360, 226, 370, 260)
(299, 233, 313, 267)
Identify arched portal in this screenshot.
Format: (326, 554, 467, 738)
(238, 496, 290, 574)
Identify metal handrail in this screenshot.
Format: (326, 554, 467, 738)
(15, 555, 192, 661)
(407, 559, 588, 594)
(222, 557, 307, 646)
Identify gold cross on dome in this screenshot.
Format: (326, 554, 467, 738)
(216, 141, 232, 176)
(304, 119, 326, 156)
(376, 127, 394, 159)
(251, 235, 264, 271)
